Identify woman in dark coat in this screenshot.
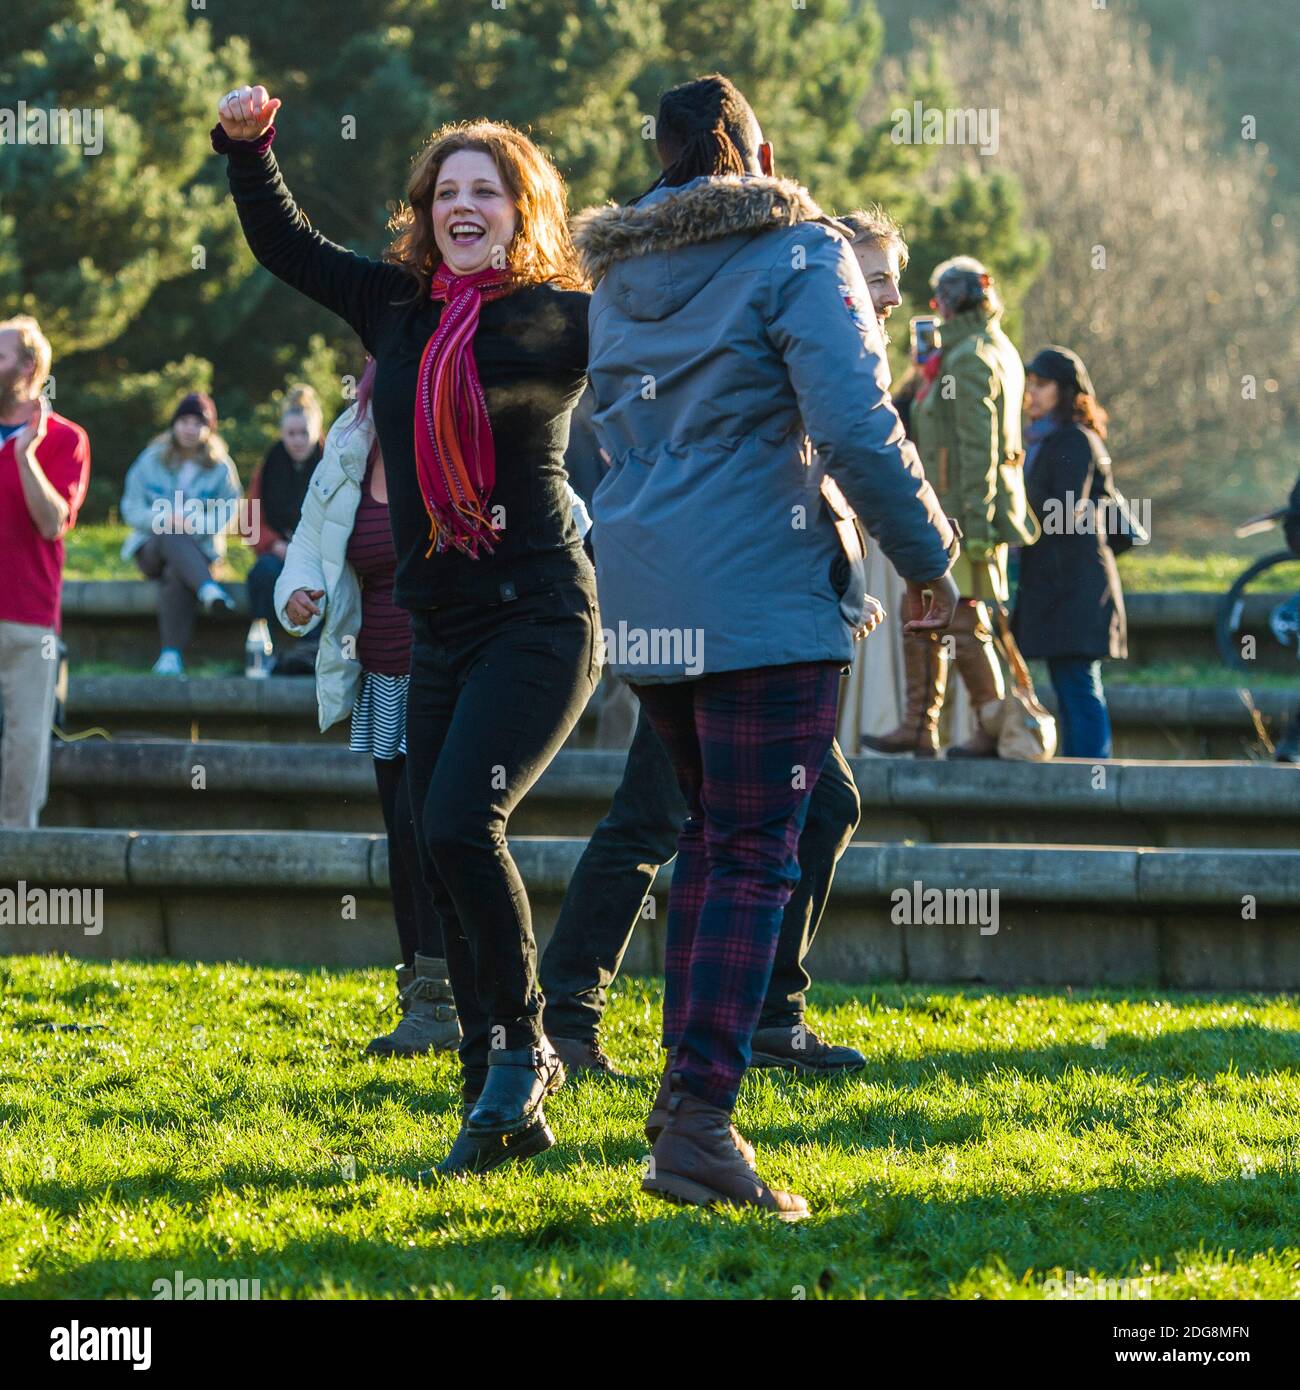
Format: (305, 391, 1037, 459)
(214, 84, 599, 1179)
(1012, 347, 1127, 758)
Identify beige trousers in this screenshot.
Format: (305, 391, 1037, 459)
(0, 619, 60, 828)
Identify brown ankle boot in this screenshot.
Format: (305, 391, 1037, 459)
(946, 601, 1004, 759)
(643, 1079, 806, 1219)
(645, 1059, 756, 1166)
(860, 631, 948, 757)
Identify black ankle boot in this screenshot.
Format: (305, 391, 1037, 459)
(416, 1077, 483, 1185)
(470, 1042, 564, 1134)
(424, 1044, 565, 1179)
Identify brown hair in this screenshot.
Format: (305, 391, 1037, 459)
(281, 382, 323, 441)
(838, 204, 910, 272)
(1055, 386, 1109, 441)
(153, 428, 229, 471)
(385, 121, 588, 295)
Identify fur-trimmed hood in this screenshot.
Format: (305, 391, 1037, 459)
(572, 174, 832, 321)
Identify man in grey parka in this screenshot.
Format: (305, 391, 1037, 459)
(573, 74, 960, 1217)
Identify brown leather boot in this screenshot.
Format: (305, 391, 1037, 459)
(946, 601, 1004, 759)
(644, 1058, 755, 1167)
(860, 631, 948, 757)
(643, 1079, 807, 1219)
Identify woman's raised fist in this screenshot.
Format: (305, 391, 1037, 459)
(217, 85, 282, 141)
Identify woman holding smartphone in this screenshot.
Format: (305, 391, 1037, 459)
(214, 85, 599, 1178)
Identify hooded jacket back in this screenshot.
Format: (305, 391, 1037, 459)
(574, 173, 955, 683)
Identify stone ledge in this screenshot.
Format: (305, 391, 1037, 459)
(4, 830, 1296, 986)
(4, 828, 1297, 904)
(59, 585, 1230, 631)
(48, 741, 1300, 819)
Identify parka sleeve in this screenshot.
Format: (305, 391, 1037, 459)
(765, 229, 956, 585)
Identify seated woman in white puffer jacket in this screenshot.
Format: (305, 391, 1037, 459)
(275, 363, 592, 1058)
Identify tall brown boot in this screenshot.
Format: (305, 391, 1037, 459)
(860, 631, 948, 757)
(946, 602, 1004, 759)
(643, 1078, 807, 1219)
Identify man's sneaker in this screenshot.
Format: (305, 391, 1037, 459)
(749, 1024, 866, 1075)
(549, 1034, 630, 1080)
(151, 648, 184, 677)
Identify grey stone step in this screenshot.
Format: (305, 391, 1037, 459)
(63, 674, 336, 742)
(43, 741, 1300, 849)
(57, 582, 1300, 672)
(57, 676, 1297, 758)
(2, 828, 1297, 989)
(59, 580, 312, 667)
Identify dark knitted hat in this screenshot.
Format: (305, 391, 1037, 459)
(172, 391, 218, 430)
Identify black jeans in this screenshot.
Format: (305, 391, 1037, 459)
(539, 704, 861, 1040)
(405, 578, 600, 1089)
(372, 753, 442, 966)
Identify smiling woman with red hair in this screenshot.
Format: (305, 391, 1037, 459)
(213, 85, 598, 1180)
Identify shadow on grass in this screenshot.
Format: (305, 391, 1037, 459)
(756, 1023, 1300, 1086)
(13, 1169, 1299, 1299)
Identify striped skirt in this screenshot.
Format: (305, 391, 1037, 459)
(349, 671, 408, 760)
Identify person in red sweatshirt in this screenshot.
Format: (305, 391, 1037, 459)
(0, 316, 91, 827)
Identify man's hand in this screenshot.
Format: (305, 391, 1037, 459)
(12, 396, 49, 458)
(217, 85, 281, 141)
(285, 587, 323, 626)
(271, 538, 289, 560)
(853, 594, 886, 641)
(902, 572, 960, 633)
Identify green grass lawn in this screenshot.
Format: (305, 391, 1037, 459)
(64, 523, 254, 583)
(1114, 549, 1297, 593)
(63, 523, 1294, 594)
(1097, 661, 1298, 690)
(2, 957, 1297, 1300)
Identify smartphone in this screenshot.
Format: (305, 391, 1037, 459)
(910, 315, 941, 363)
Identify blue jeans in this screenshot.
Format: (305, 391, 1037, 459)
(1048, 657, 1111, 758)
(246, 552, 284, 623)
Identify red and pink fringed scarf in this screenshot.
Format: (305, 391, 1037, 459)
(415, 262, 517, 558)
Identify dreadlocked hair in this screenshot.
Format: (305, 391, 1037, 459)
(655, 74, 753, 189)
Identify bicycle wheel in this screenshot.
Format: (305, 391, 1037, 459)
(1216, 550, 1300, 670)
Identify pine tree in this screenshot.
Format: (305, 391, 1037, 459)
(5, 0, 1046, 513)
(0, 1, 251, 510)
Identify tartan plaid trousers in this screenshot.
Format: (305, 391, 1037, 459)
(632, 660, 843, 1111)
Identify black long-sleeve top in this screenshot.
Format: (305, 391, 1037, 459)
(215, 128, 594, 611)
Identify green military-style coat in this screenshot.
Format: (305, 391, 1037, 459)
(911, 306, 1037, 598)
